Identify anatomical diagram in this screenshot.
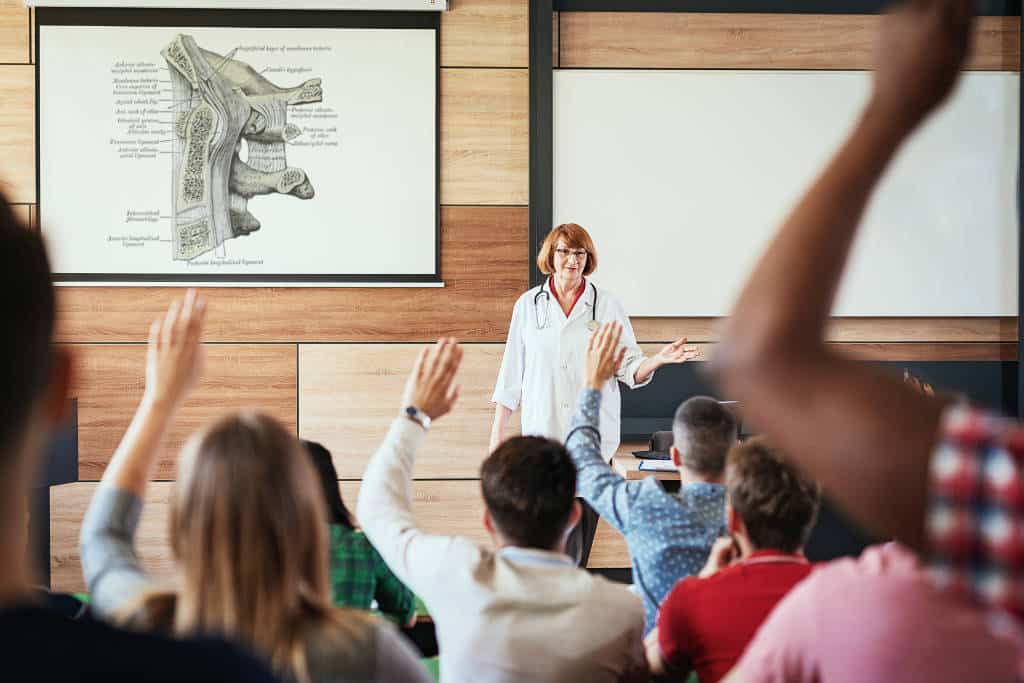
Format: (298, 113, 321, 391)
(162, 35, 321, 260)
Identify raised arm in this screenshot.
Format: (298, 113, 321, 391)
(711, 0, 973, 549)
(566, 322, 643, 533)
(81, 291, 206, 615)
(357, 339, 471, 597)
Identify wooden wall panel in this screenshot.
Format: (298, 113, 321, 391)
(51, 480, 492, 593)
(51, 482, 177, 593)
(70, 344, 297, 481)
(300, 343, 520, 479)
(0, 7, 29, 64)
(631, 316, 1017, 344)
(0, 65, 34, 203)
(834, 342, 1016, 361)
(441, 0, 527, 67)
(340, 481, 490, 548)
(440, 68, 528, 205)
(638, 341, 1013, 362)
(55, 207, 528, 343)
(588, 518, 630, 569)
(560, 13, 1020, 71)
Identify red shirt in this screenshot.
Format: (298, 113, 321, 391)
(549, 277, 587, 318)
(657, 550, 814, 683)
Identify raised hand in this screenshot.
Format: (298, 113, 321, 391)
(873, 0, 973, 133)
(144, 289, 206, 408)
(586, 322, 627, 390)
(402, 338, 463, 421)
(653, 337, 701, 367)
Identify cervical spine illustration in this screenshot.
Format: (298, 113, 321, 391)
(162, 35, 322, 260)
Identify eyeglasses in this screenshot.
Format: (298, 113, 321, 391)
(555, 248, 588, 261)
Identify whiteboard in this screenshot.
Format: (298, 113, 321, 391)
(554, 70, 1019, 317)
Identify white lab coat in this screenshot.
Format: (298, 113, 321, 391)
(492, 280, 651, 459)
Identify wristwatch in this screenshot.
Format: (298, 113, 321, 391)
(402, 405, 432, 430)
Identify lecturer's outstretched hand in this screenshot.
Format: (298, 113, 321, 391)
(586, 322, 627, 391)
(402, 337, 463, 421)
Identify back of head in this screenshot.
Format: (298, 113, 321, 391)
(167, 412, 365, 680)
(672, 397, 738, 475)
(727, 437, 821, 553)
(0, 193, 55, 457)
(481, 436, 576, 550)
(302, 440, 355, 529)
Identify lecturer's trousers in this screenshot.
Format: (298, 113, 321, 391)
(565, 498, 600, 567)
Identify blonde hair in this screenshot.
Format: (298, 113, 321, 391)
(536, 223, 598, 276)
(122, 412, 371, 683)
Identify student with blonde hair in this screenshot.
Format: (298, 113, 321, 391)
(80, 291, 430, 683)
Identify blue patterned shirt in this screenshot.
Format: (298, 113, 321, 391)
(567, 388, 727, 632)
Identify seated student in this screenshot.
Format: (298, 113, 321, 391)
(733, 542, 1018, 683)
(565, 327, 737, 631)
(710, 0, 1022, 678)
(80, 293, 430, 683)
(0, 196, 277, 682)
(357, 338, 648, 683)
(647, 437, 820, 683)
(302, 440, 417, 626)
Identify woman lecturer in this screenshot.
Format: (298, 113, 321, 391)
(490, 223, 697, 562)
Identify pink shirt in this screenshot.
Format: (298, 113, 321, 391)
(738, 543, 1021, 683)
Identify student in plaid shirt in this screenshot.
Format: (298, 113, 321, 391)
(304, 441, 417, 626)
(707, 0, 1023, 679)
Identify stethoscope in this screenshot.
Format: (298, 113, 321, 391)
(533, 276, 599, 331)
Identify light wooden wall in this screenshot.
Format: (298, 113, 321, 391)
(0, 3, 1010, 584)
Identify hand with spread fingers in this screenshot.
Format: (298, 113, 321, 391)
(873, 0, 974, 133)
(144, 288, 207, 409)
(652, 337, 701, 367)
(585, 322, 628, 391)
(402, 337, 463, 421)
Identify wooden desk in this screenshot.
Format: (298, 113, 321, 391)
(611, 442, 680, 481)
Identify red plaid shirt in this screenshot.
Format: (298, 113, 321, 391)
(928, 404, 1024, 680)
(928, 404, 1024, 623)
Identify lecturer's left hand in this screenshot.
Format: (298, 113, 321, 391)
(653, 337, 701, 367)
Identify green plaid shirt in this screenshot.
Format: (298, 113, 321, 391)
(329, 524, 416, 624)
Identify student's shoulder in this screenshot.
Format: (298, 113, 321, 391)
(1, 605, 277, 682)
(584, 573, 645, 620)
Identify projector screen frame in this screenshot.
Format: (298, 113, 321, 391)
(36, 6, 442, 285)
(528, 0, 1024, 416)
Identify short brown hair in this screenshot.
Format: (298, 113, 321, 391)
(727, 437, 821, 553)
(480, 436, 576, 549)
(672, 397, 738, 475)
(537, 223, 598, 276)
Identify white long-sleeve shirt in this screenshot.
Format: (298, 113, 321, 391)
(357, 418, 647, 683)
(492, 280, 650, 459)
